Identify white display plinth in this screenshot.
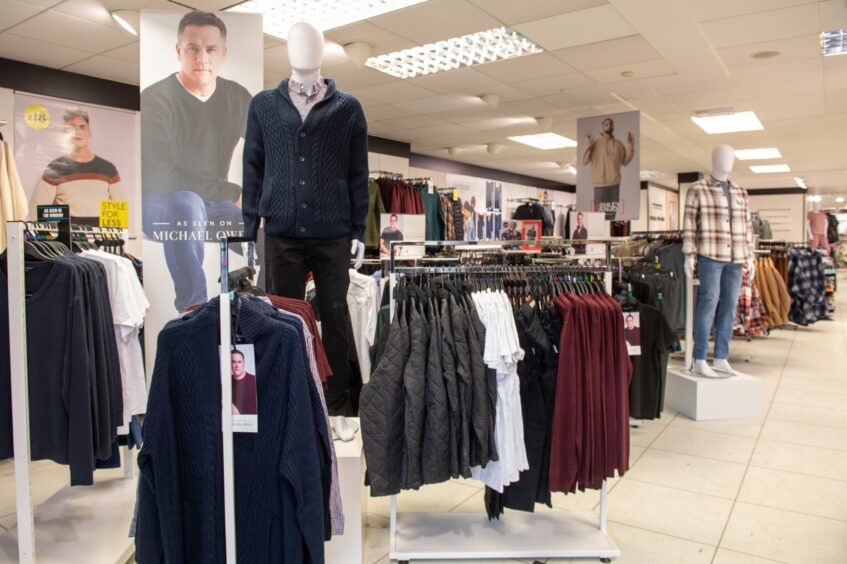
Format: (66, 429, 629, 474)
(391, 511, 619, 561)
(666, 368, 763, 421)
(325, 417, 365, 564)
(0, 476, 137, 563)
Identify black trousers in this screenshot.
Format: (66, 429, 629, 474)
(265, 235, 355, 416)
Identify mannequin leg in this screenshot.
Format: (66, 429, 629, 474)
(265, 236, 309, 298)
(693, 255, 723, 360)
(713, 262, 743, 360)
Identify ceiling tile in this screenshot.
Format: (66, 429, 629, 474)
(0, 0, 44, 32)
(406, 67, 501, 95)
(701, 4, 819, 48)
(325, 22, 416, 58)
(468, 0, 607, 26)
(64, 54, 140, 84)
(102, 41, 139, 62)
(514, 4, 636, 51)
(461, 116, 537, 131)
(12, 9, 135, 52)
(50, 0, 120, 28)
(263, 44, 290, 73)
(824, 55, 847, 90)
(413, 123, 474, 137)
(819, 0, 847, 30)
(0, 31, 93, 68)
(718, 34, 820, 70)
(391, 94, 482, 114)
(551, 34, 661, 72)
(10, 0, 65, 7)
(583, 58, 676, 84)
(518, 72, 596, 96)
(368, 0, 501, 45)
(380, 114, 450, 130)
(350, 81, 438, 104)
(364, 104, 418, 121)
(328, 64, 398, 91)
(682, 0, 816, 23)
(476, 52, 575, 82)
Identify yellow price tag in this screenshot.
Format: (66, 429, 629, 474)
(24, 103, 51, 131)
(452, 189, 458, 201)
(99, 200, 129, 229)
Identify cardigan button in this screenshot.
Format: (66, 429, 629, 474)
(300, 132, 306, 138)
(299, 156, 305, 162)
(300, 227, 306, 232)
(299, 180, 306, 185)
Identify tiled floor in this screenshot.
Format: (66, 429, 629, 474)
(362, 275, 847, 564)
(1, 277, 845, 563)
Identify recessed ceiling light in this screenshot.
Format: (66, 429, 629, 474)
(110, 10, 138, 35)
(836, 196, 845, 203)
(227, 0, 428, 40)
(794, 176, 807, 189)
(734, 147, 782, 160)
(640, 170, 665, 179)
(751, 164, 790, 173)
(821, 28, 847, 57)
(751, 50, 781, 59)
(365, 26, 543, 79)
(508, 133, 577, 150)
(691, 111, 764, 134)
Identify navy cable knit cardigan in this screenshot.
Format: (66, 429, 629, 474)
(134, 297, 328, 563)
(241, 78, 369, 243)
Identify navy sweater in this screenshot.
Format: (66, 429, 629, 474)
(242, 78, 369, 242)
(135, 297, 327, 563)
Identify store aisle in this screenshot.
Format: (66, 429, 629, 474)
(363, 274, 847, 564)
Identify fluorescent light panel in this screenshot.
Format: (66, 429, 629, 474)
(821, 28, 847, 57)
(691, 111, 764, 134)
(734, 147, 781, 160)
(365, 26, 543, 79)
(640, 170, 665, 179)
(750, 164, 791, 173)
(227, 0, 428, 39)
(509, 133, 577, 150)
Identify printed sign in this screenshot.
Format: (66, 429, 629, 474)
(100, 200, 129, 229)
(37, 204, 70, 221)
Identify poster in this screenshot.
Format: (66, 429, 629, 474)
(379, 213, 425, 258)
(647, 184, 667, 232)
(666, 191, 679, 231)
(747, 193, 806, 242)
(520, 220, 542, 251)
(141, 11, 262, 376)
(569, 210, 606, 256)
(13, 92, 137, 232)
(576, 110, 640, 221)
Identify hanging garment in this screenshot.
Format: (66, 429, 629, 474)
(365, 180, 387, 250)
(787, 247, 828, 325)
(348, 269, 379, 385)
(734, 263, 768, 337)
(0, 142, 29, 252)
(626, 303, 677, 419)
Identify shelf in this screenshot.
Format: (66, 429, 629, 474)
(391, 511, 619, 561)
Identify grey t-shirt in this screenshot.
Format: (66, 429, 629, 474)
(720, 180, 733, 259)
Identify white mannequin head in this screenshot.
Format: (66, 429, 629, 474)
(711, 144, 735, 182)
(288, 21, 324, 83)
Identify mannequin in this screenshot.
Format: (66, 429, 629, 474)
(683, 145, 755, 378)
(807, 200, 830, 254)
(241, 21, 369, 441)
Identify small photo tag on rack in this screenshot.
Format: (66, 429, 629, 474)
(99, 200, 129, 229)
(229, 344, 258, 433)
(623, 311, 642, 356)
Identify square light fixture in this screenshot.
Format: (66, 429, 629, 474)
(640, 170, 665, 179)
(821, 28, 847, 56)
(691, 111, 764, 134)
(365, 26, 543, 79)
(734, 147, 782, 160)
(750, 164, 790, 173)
(227, 0, 428, 40)
(509, 133, 577, 150)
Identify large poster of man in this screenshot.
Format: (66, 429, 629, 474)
(576, 110, 640, 221)
(13, 93, 137, 231)
(141, 11, 262, 371)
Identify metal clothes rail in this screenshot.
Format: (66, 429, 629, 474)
(384, 239, 620, 563)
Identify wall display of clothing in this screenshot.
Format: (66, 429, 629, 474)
(751, 213, 773, 240)
(360, 265, 632, 522)
(512, 199, 555, 236)
(134, 295, 341, 563)
(0, 225, 147, 486)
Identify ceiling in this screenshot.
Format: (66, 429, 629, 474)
(1, 0, 847, 194)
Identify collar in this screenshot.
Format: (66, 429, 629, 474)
(278, 77, 337, 105)
(706, 175, 737, 189)
(288, 76, 325, 98)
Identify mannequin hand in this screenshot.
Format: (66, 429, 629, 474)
(748, 258, 755, 281)
(351, 239, 365, 270)
(684, 255, 696, 279)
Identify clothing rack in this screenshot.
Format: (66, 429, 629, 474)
(385, 239, 619, 563)
(369, 170, 405, 180)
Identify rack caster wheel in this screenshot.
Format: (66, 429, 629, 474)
(601, 558, 612, 563)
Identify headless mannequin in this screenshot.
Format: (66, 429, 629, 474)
(807, 200, 830, 254)
(684, 145, 753, 378)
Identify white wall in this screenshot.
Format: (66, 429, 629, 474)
(0, 88, 13, 152)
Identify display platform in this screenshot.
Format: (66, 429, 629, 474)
(325, 417, 365, 564)
(391, 511, 619, 562)
(0, 475, 136, 564)
(666, 368, 763, 421)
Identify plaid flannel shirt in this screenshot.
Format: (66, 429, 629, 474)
(683, 176, 753, 263)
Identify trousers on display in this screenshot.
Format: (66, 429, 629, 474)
(265, 235, 356, 416)
(142, 190, 244, 312)
(694, 254, 743, 360)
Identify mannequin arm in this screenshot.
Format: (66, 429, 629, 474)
(348, 103, 369, 244)
(241, 98, 265, 241)
(682, 184, 699, 257)
(351, 239, 364, 270)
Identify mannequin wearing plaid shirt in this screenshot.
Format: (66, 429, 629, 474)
(683, 145, 754, 378)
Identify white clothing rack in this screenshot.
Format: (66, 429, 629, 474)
(385, 239, 620, 562)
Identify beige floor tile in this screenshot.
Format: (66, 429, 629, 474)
(625, 449, 747, 499)
(721, 502, 847, 564)
(367, 480, 481, 518)
(669, 415, 765, 438)
(737, 466, 847, 522)
(769, 387, 847, 412)
(760, 418, 847, 452)
(606, 479, 733, 545)
(778, 375, 847, 395)
(364, 514, 390, 564)
(750, 439, 847, 482)
(629, 420, 668, 447)
(712, 548, 790, 563)
(651, 427, 757, 464)
(629, 445, 647, 466)
(767, 402, 847, 429)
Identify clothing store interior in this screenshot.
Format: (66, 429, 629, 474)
(1, 1, 847, 563)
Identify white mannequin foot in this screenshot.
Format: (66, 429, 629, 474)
(713, 358, 738, 376)
(331, 415, 358, 442)
(693, 360, 727, 379)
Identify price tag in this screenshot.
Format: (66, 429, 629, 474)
(428, 180, 434, 195)
(452, 189, 458, 201)
(24, 104, 50, 131)
(99, 200, 129, 229)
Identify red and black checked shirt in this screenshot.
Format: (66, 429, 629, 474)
(683, 176, 753, 264)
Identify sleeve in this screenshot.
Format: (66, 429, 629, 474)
(134, 336, 184, 563)
(141, 88, 241, 202)
(622, 139, 634, 166)
(241, 96, 265, 241)
(29, 177, 58, 219)
(744, 189, 754, 260)
(347, 101, 369, 243)
(682, 184, 699, 256)
(65, 292, 96, 486)
(4, 143, 29, 220)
